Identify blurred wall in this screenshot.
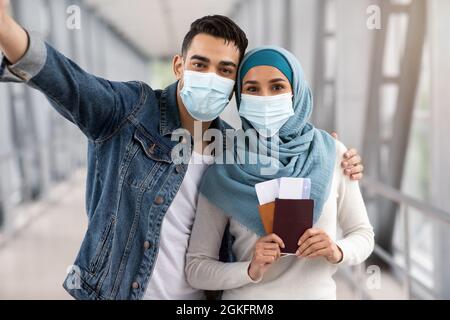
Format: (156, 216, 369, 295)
(0, 0, 151, 234)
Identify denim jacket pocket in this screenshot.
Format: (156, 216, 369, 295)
(89, 215, 116, 275)
(123, 128, 172, 189)
(133, 128, 172, 163)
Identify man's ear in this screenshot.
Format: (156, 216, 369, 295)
(173, 55, 184, 81)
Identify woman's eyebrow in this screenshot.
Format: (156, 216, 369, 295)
(269, 78, 288, 83)
(243, 80, 258, 85)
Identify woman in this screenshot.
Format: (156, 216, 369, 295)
(186, 46, 374, 300)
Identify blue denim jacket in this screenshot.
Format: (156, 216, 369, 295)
(0, 32, 232, 300)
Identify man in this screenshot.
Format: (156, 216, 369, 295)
(0, 0, 364, 300)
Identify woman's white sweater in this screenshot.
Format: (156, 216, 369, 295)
(186, 141, 375, 300)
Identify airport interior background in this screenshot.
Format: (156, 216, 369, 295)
(1, 0, 450, 299)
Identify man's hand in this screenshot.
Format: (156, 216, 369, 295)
(0, 0, 9, 11)
(0, 0, 28, 64)
(0, 0, 9, 20)
(296, 228, 343, 264)
(248, 234, 285, 281)
(331, 132, 364, 181)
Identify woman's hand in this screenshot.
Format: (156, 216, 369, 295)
(248, 234, 285, 281)
(295, 228, 343, 264)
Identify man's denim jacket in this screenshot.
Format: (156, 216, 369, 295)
(0, 32, 233, 300)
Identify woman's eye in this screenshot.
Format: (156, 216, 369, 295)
(246, 87, 257, 93)
(272, 85, 285, 91)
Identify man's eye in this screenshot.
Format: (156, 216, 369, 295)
(222, 68, 232, 75)
(194, 63, 205, 68)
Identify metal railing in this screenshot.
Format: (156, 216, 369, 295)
(342, 177, 450, 299)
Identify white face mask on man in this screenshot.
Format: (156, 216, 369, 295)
(180, 70, 235, 122)
(239, 92, 295, 137)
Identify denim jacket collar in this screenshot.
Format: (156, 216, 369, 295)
(159, 81, 182, 137)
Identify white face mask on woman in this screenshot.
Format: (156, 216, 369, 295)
(239, 92, 294, 137)
(180, 70, 235, 122)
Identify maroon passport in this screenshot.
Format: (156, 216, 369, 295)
(273, 199, 314, 254)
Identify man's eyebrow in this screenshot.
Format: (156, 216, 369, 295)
(269, 78, 288, 83)
(190, 55, 210, 63)
(219, 61, 238, 68)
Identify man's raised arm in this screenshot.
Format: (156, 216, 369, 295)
(0, 0, 28, 64)
(0, 0, 145, 141)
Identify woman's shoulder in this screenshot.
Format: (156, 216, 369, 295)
(331, 139, 348, 179)
(315, 129, 346, 163)
(334, 139, 348, 160)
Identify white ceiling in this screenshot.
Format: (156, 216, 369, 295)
(85, 0, 241, 58)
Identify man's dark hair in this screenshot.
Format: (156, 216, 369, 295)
(181, 15, 248, 61)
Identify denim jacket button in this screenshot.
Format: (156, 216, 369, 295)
(132, 282, 139, 289)
(154, 196, 164, 205)
(147, 144, 156, 154)
(175, 164, 184, 174)
(143, 241, 151, 250)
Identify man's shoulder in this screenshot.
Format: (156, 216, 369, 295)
(116, 81, 159, 130)
(107, 80, 156, 107)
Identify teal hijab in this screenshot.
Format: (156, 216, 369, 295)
(200, 46, 336, 236)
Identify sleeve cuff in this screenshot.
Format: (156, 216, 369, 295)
(242, 261, 263, 284)
(334, 240, 350, 265)
(0, 30, 47, 83)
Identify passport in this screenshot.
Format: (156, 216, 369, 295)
(258, 201, 276, 234)
(273, 199, 314, 254)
